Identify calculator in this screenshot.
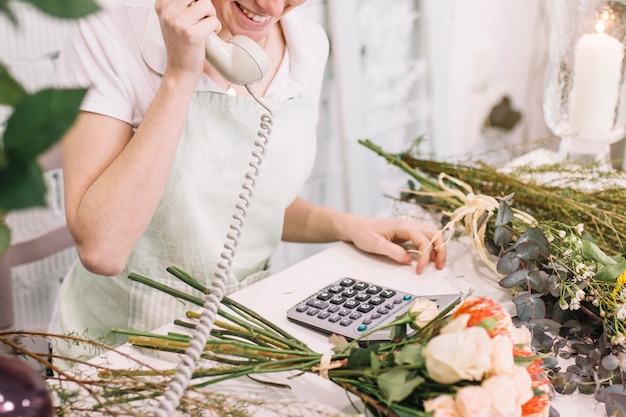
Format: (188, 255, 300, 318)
(286, 277, 461, 344)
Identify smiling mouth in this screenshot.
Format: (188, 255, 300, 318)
(236, 2, 271, 23)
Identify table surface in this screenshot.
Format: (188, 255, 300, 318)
(89, 239, 606, 416)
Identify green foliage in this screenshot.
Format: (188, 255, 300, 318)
(0, 0, 98, 255)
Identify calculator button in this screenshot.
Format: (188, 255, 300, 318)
(338, 308, 351, 316)
(393, 298, 403, 304)
(342, 289, 358, 298)
(353, 282, 369, 291)
(344, 300, 360, 309)
(339, 318, 353, 326)
(380, 289, 396, 298)
(327, 305, 340, 313)
(385, 303, 395, 310)
(357, 324, 368, 331)
(350, 312, 363, 320)
(377, 307, 390, 315)
(403, 294, 413, 301)
(307, 308, 320, 316)
(371, 313, 382, 320)
(369, 296, 384, 305)
(355, 293, 371, 302)
(329, 315, 341, 323)
(366, 286, 382, 294)
(340, 278, 356, 287)
(357, 304, 374, 313)
(328, 285, 343, 294)
(307, 299, 329, 309)
(330, 295, 346, 304)
(317, 292, 334, 301)
(363, 318, 373, 325)
(318, 311, 331, 320)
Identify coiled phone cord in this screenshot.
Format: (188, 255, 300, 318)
(153, 85, 273, 416)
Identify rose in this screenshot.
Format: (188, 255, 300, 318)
(452, 297, 513, 338)
(424, 394, 460, 417)
(510, 325, 533, 349)
(424, 326, 493, 384)
(491, 334, 515, 375)
(481, 366, 534, 417)
(408, 298, 440, 328)
(455, 386, 490, 417)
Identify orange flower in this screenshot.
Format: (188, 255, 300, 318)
(515, 349, 551, 417)
(453, 297, 513, 338)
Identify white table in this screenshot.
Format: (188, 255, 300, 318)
(87, 240, 605, 416)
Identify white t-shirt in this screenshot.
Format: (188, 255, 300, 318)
(55, 0, 328, 128)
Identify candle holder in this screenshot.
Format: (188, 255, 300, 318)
(544, 0, 626, 168)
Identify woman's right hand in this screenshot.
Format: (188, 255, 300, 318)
(155, 0, 221, 79)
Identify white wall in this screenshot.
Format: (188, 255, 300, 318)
(424, 0, 551, 165)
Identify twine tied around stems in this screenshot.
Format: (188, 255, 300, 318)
(403, 173, 538, 275)
(312, 353, 343, 379)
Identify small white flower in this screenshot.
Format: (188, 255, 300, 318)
(575, 263, 587, 273)
(547, 235, 555, 243)
(576, 223, 584, 234)
(569, 298, 581, 310)
(592, 298, 600, 307)
(563, 249, 573, 257)
(558, 230, 566, 239)
(575, 289, 585, 300)
(559, 298, 569, 310)
(617, 306, 626, 321)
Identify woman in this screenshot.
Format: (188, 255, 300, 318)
(50, 0, 446, 359)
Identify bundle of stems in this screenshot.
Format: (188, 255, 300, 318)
(102, 267, 458, 417)
(359, 139, 626, 255)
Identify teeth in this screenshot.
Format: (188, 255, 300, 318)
(238, 3, 270, 22)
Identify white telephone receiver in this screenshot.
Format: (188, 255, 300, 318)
(205, 32, 270, 86)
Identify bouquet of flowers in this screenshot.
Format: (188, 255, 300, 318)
(2, 269, 550, 417)
(359, 138, 626, 416)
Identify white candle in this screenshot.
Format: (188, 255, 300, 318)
(568, 21, 624, 135)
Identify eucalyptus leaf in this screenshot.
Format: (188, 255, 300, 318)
(0, 221, 10, 255)
(377, 368, 424, 403)
(347, 345, 377, 370)
(3, 88, 86, 160)
(0, 160, 46, 211)
(495, 199, 513, 226)
(597, 384, 626, 402)
(496, 250, 520, 275)
(516, 241, 542, 261)
(21, 0, 99, 18)
(493, 224, 513, 247)
(528, 318, 562, 333)
(528, 270, 550, 293)
(498, 268, 529, 288)
(513, 294, 546, 322)
(604, 393, 626, 417)
(0, 63, 27, 105)
(512, 227, 550, 256)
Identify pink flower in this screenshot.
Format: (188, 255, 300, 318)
(490, 335, 515, 375)
(455, 386, 491, 417)
(424, 394, 460, 417)
(409, 298, 440, 328)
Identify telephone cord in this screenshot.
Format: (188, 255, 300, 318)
(153, 85, 273, 416)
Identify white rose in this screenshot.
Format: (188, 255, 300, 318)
(490, 335, 515, 375)
(409, 298, 440, 328)
(439, 314, 470, 334)
(424, 326, 493, 384)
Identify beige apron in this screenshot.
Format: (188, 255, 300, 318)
(51, 91, 316, 361)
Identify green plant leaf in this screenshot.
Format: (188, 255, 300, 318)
(21, 0, 99, 19)
(496, 251, 521, 275)
(0, 63, 27, 105)
(594, 260, 626, 283)
(377, 368, 424, 403)
(395, 344, 423, 366)
(0, 0, 18, 25)
(3, 87, 87, 161)
(499, 268, 530, 288)
(516, 241, 542, 261)
(0, 221, 10, 255)
(0, 160, 46, 211)
(582, 240, 617, 266)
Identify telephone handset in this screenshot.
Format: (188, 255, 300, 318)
(205, 32, 270, 86)
(155, 26, 275, 417)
